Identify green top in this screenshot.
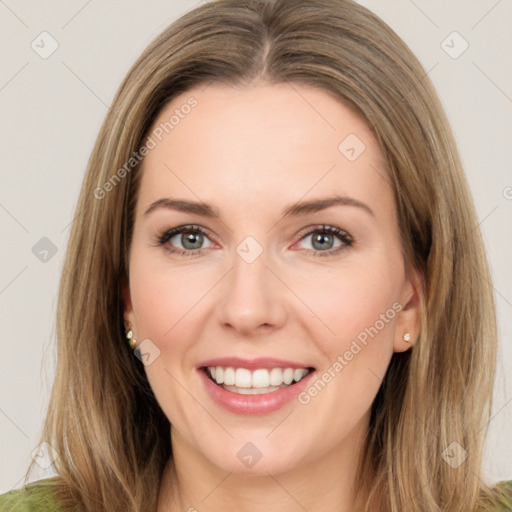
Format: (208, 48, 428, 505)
(1, 478, 512, 511)
(0, 479, 62, 511)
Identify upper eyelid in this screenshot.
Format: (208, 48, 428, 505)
(296, 224, 351, 239)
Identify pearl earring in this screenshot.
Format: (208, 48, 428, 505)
(126, 329, 137, 349)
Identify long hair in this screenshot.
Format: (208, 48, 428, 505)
(27, 0, 507, 510)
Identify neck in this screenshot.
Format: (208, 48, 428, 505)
(157, 416, 372, 512)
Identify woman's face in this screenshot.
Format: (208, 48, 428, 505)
(124, 82, 420, 476)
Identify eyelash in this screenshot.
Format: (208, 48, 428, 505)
(155, 224, 354, 258)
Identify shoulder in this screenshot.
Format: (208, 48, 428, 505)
(0, 479, 63, 511)
(493, 480, 512, 511)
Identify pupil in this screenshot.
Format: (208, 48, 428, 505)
(183, 231, 203, 250)
(313, 233, 333, 250)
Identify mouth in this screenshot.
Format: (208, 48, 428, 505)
(198, 358, 317, 415)
(202, 365, 315, 395)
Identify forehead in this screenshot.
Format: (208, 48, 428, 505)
(136, 82, 392, 217)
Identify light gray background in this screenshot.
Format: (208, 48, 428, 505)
(1, 0, 511, 493)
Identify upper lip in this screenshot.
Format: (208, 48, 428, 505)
(199, 357, 315, 370)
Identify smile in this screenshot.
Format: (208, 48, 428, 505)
(198, 358, 316, 415)
(205, 366, 313, 394)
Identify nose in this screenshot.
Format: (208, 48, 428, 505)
(215, 244, 287, 337)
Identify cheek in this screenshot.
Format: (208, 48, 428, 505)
(292, 256, 403, 348)
(128, 255, 203, 421)
(127, 251, 217, 407)
(129, 248, 212, 340)
(291, 254, 403, 430)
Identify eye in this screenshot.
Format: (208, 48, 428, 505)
(155, 223, 354, 258)
(156, 225, 215, 257)
(295, 224, 354, 257)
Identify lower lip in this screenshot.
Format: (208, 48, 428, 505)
(199, 368, 316, 415)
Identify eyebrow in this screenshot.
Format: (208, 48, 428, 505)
(143, 195, 374, 219)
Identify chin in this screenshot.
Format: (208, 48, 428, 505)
(197, 435, 311, 477)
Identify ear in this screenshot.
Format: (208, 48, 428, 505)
(393, 265, 423, 353)
(122, 282, 136, 332)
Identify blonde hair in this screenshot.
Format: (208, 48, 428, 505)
(27, 0, 508, 510)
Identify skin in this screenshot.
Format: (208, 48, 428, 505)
(123, 81, 421, 512)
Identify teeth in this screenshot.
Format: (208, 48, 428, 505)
(269, 368, 283, 386)
(222, 384, 281, 395)
(235, 368, 252, 388)
(252, 369, 269, 388)
(207, 366, 310, 389)
(283, 368, 294, 385)
(293, 368, 307, 382)
(223, 367, 235, 386)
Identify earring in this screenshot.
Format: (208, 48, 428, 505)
(403, 332, 411, 343)
(126, 329, 137, 349)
